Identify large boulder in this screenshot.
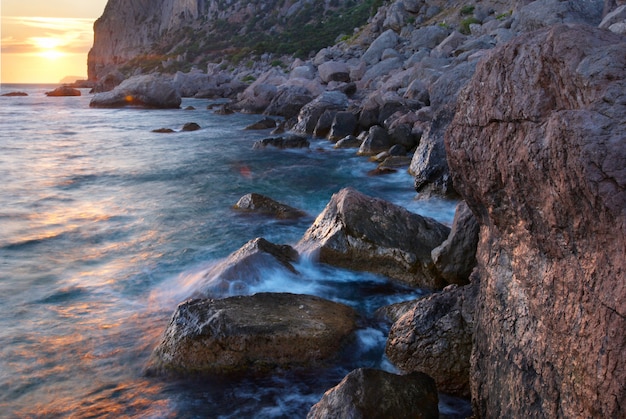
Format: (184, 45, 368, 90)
(296, 188, 450, 289)
(264, 85, 314, 119)
(235, 69, 287, 114)
(307, 368, 439, 419)
(149, 293, 357, 375)
(318, 61, 350, 83)
(362, 29, 399, 65)
(293, 91, 349, 135)
(192, 237, 299, 297)
(386, 282, 478, 398)
(89, 75, 181, 108)
(446, 25, 626, 418)
(431, 201, 479, 285)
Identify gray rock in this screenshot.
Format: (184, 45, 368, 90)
(357, 125, 393, 156)
(361, 57, 404, 86)
(383, 1, 409, 31)
(313, 109, 338, 138)
(253, 134, 310, 149)
(386, 281, 478, 397)
(362, 29, 399, 65)
(290, 64, 316, 80)
(318, 61, 350, 83)
(149, 292, 357, 375)
(234, 193, 306, 219)
(512, 0, 604, 32)
(409, 25, 450, 50)
(431, 201, 479, 285)
(245, 117, 277, 130)
(296, 188, 450, 288)
(293, 91, 349, 134)
(334, 135, 362, 149)
(89, 74, 181, 108)
(328, 111, 358, 142)
(264, 85, 314, 119)
(307, 368, 439, 419)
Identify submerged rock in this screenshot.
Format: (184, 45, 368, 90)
(181, 122, 201, 131)
(234, 193, 306, 219)
(297, 188, 450, 289)
(253, 134, 310, 149)
(307, 368, 439, 419)
(148, 292, 357, 375)
(1, 91, 28, 97)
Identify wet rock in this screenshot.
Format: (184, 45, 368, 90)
(307, 368, 439, 419)
(89, 74, 181, 108)
(245, 117, 277, 130)
(297, 188, 450, 289)
(431, 201, 479, 286)
(293, 91, 349, 135)
(149, 292, 357, 375)
(191, 237, 299, 297)
(253, 134, 310, 149)
(334, 135, 362, 149)
(181, 122, 201, 131)
(313, 109, 337, 138)
(386, 281, 478, 398)
(234, 193, 306, 220)
(446, 25, 626, 418)
(328, 112, 357, 142)
(152, 128, 175, 133)
(357, 125, 393, 156)
(1, 91, 28, 97)
(264, 85, 314, 119)
(45, 86, 81, 97)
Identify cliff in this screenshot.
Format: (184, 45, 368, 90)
(87, 0, 382, 80)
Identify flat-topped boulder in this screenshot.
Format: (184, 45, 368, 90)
(45, 86, 81, 97)
(89, 74, 181, 108)
(296, 188, 450, 289)
(148, 292, 357, 375)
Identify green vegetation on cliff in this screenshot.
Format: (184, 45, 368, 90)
(124, 0, 383, 75)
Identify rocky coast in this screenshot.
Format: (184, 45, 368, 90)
(87, 0, 626, 417)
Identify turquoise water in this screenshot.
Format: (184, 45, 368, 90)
(0, 84, 460, 418)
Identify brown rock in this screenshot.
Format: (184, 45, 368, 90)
(234, 193, 306, 219)
(45, 86, 81, 97)
(1, 91, 28, 97)
(181, 122, 201, 131)
(296, 188, 450, 289)
(431, 201, 479, 285)
(386, 282, 478, 398)
(307, 368, 439, 419)
(148, 293, 357, 375)
(446, 25, 626, 418)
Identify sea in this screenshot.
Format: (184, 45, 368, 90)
(0, 84, 469, 418)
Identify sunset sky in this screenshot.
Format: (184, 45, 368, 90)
(1, 0, 108, 84)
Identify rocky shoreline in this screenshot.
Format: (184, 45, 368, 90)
(87, 0, 625, 417)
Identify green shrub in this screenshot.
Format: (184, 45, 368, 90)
(460, 17, 480, 35)
(460, 5, 475, 16)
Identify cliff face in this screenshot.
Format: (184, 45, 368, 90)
(446, 24, 626, 417)
(88, 0, 376, 80)
(88, 0, 198, 79)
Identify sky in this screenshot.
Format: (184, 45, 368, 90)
(1, 0, 108, 84)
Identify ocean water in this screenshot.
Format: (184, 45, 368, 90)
(0, 84, 463, 418)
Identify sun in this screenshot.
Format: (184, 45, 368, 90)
(31, 37, 66, 60)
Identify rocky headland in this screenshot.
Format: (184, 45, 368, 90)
(88, 0, 626, 417)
